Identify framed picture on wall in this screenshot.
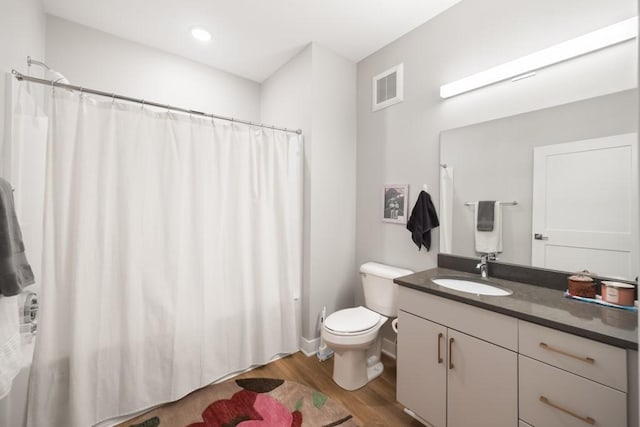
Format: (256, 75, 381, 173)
(382, 184, 409, 224)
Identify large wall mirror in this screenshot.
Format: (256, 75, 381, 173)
(439, 89, 638, 280)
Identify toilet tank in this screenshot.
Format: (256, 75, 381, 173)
(360, 262, 413, 316)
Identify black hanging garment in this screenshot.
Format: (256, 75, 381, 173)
(406, 190, 440, 251)
(0, 178, 34, 296)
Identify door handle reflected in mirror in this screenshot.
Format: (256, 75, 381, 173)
(534, 233, 549, 240)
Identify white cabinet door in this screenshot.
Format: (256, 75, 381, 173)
(397, 310, 447, 427)
(447, 330, 518, 427)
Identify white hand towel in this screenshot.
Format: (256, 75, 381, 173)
(474, 201, 503, 254)
(0, 295, 22, 399)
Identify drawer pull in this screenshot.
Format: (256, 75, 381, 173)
(539, 342, 595, 364)
(448, 337, 454, 370)
(539, 396, 595, 425)
(437, 333, 443, 364)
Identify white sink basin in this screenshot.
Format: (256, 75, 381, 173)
(432, 278, 512, 296)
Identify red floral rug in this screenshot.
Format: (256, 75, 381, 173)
(118, 378, 360, 427)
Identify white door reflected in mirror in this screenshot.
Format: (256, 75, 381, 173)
(531, 133, 638, 280)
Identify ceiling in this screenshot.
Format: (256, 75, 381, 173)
(42, 0, 461, 82)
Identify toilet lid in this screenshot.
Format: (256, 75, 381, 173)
(324, 307, 380, 333)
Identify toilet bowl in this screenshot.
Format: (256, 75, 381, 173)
(321, 262, 413, 391)
(322, 306, 388, 390)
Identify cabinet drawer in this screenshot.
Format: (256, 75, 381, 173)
(399, 287, 517, 351)
(519, 320, 627, 391)
(520, 355, 626, 427)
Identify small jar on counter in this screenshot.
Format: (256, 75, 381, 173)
(567, 271, 596, 298)
(601, 281, 636, 306)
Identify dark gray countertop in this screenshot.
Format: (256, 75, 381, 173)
(395, 267, 638, 350)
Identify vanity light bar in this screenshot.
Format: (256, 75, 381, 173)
(440, 16, 638, 99)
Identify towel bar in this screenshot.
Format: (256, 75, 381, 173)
(464, 201, 518, 206)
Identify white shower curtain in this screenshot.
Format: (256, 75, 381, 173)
(26, 88, 303, 427)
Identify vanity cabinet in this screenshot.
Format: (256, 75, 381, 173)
(397, 287, 518, 427)
(397, 286, 634, 427)
(519, 321, 628, 427)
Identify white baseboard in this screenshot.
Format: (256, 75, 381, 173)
(381, 337, 396, 359)
(300, 336, 320, 356)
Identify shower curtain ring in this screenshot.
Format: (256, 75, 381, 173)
(111, 93, 115, 103)
(141, 100, 145, 110)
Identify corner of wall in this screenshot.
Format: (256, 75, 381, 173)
(260, 41, 358, 342)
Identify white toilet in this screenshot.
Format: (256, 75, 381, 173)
(321, 262, 413, 390)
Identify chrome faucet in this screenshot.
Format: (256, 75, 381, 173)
(476, 253, 496, 279)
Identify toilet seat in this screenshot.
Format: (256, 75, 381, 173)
(324, 306, 380, 335)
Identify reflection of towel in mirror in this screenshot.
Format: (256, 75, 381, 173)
(0, 178, 34, 296)
(474, 201, 502, 253)
(407, 190, 440, 251)
(476, 201, 495, 231)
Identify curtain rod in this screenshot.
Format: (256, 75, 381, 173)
(11, 69, 303, 135)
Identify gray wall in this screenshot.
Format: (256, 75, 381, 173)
(1, 0, 46, 167)
(261, 43, 357, 344)
(308, 45, 357, 340)
(260, 46, 313, 344)
(46, 16, 261, 121)
(441, 89, 638, 266)
(356, 0, 637, 295)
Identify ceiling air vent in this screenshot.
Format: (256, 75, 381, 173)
(372, 63, 404, 112)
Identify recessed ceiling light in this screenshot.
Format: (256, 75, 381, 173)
(191, 27, 212, 42)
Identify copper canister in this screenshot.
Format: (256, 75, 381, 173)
(567, 274, 596, 298)
(601, 281, 636, 306)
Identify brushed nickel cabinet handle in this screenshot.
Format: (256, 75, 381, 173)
(448, 337, 454, 370)
(539, 342, 595, 364)
(539, 396, 595, 425)
(437, 333, 443, 364)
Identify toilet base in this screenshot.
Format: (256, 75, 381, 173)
(333, 348, 367, 390)
(366, 360, 384, 382)
(331, 336, 385, 391)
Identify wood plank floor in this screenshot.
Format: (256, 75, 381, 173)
(235, 351, 423, 426)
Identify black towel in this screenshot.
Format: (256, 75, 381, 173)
(477, 201, 496, 231)
(0, 178, 34, 296)
(406, 190, 440, 251)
